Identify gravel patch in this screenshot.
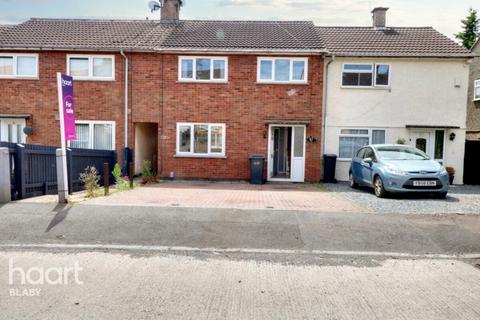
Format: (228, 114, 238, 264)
(325, 182, 480, 215)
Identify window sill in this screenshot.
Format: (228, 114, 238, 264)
(0, 76, 39, 80)
(177, 80, 228, 84)
(71, 77, 116, 82)
(341, 86, 390, 90)
(337, 158, 353, 162)
(256, 81, 308, 85)
(174, 154, 227, 159)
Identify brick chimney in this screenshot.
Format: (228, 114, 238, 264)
(161, 0, 182, 23)
(372, 7, 388, 29)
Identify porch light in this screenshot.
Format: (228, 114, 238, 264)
(449, 132, 456, 141)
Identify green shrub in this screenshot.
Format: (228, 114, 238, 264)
(141, 160, 157, 184)
(79, 166, 100, 198)
(112, 163, 137, 191)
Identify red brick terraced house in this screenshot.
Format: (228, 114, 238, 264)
(0, 0, 326, 183)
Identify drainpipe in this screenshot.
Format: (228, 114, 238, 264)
(321, 55, 335, 156)
(120, 50, 130, 175)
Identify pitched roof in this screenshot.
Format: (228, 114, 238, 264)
(317, 26, 472, 58)
(0, 19, 159, 51)
(0, 24, 14, 35)
(0, 18, 325, 52)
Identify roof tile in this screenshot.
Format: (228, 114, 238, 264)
(316, 26, 471, 58)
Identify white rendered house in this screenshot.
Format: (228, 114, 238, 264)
(318, 8, 472, 184)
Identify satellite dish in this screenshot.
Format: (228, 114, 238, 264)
(148, 0, 161, 13)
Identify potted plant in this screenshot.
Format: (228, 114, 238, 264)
(446, 166, 455, 185)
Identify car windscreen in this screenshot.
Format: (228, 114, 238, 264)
(376, 146, 429, 160)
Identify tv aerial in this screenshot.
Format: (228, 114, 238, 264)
(148, 1, 161, 13)
(148, 0, 186, 13)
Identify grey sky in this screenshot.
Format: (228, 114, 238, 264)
(0, 0, 478, 39)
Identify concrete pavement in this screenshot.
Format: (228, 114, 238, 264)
(1, 251, 480, 320)
(1, 203, 480, 319)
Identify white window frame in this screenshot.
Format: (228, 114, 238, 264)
(341, 63, 391, 88)
(67, 54, 115, 81)
(257, 57, 308, 84)
(178, 56, 228, 83)
(474, 79, 480, 101)
(338, 128, 387, 160)
(0, 53, 39, 79)
(68, 120, 116, 150)
(176, 122, 226, 157)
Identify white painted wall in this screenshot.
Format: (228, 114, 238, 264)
(324, 58, 469, 184)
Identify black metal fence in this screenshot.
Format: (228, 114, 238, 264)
(464, 141, 480, 185)
(0, 142, 116, 200)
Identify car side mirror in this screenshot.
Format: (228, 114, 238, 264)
(363, 157, 373, 166)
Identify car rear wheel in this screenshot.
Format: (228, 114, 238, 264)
(349, 172, 358, 189)
(373, 176, 387, 198)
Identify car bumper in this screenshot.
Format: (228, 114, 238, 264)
(382, 173, 450, 193)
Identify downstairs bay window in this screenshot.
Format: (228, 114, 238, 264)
(338, 128, 386, 159)
(70, 121, 115, 150)
(177, 123, 225, 157)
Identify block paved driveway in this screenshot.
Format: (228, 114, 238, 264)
(84, 181, 363, 212)
(325, 182, 480, 215)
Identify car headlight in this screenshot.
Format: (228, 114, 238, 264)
(439, 167, 448, 175)
(384, 165, 408, 176)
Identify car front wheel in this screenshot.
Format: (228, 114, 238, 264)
(435, 192, 448, 199)
(373, 176, 387, 198)
(349, 172, 358, 189)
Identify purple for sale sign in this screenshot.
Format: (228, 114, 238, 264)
(60, 74, 76, 141)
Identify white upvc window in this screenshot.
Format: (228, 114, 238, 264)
(257, 57, 308, 83)
(176, 123, 226, 157)
(338, 128, 386, 160)
(67, 55, 115, 81)
(342, 63, 390, 88)
(69, 120, 115, 150)
(0, 53, 38, 79)
(474, 79, 480, 101)
(178, 56, 228, 82)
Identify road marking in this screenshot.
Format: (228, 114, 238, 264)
(0, 244, 479, 260)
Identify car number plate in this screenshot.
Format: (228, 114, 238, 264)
(413, 180, 437, 187)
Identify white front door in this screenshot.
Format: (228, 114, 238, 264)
(267, 125, 306, 182)
(410, 131, 431, 155)
(0, 118, 26, 143)
(291, 126, 306, 182)
(410, 130, 445, 163)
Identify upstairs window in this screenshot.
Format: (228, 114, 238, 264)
(342, 63, 390, 87)
(178, 57, 228, 82)
(0, 54, 38, 79)
(67, 55, 115, 80)
(257, 57, 308, 83)
(475, 79, 480, 101)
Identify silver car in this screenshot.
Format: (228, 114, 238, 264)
(349, 144, 450, 198)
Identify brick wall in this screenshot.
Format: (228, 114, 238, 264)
(0, 50, 126, 154)
(0, 51, 324, 182)
(158, 54, 324, 182)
